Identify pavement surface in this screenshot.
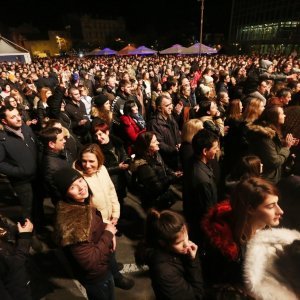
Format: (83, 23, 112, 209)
(0, 183, 183, 300)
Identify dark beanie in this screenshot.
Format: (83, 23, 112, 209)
(93, 93, 109, 107)
(53, 168, 83, 197)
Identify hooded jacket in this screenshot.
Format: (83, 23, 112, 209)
(55, 200, 113, 283)
(247, 123, 290, 183)
(244, 228, 300, 300)
(201, 201, 244, 286)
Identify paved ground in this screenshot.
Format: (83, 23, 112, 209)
(0, 185, 182, 300)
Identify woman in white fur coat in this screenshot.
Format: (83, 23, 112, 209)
(244, 228, 300, 300)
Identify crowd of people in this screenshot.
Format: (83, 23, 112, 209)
(0, 52, 300, 299)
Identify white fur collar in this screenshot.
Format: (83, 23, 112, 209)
(244, 228, 300, 300)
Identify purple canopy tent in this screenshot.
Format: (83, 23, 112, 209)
(128, 46, 157, 55)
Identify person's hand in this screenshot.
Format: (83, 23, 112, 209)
(174, 171, 183, 177)
(193, 105, 199, 112)
(224, 125, 230, 134)
(186, 241, 198, 259)
(17, 219, 34, 233)
(174, 102, 183, 115)
(78, 119, 88, 126)
(119, 162, 129, 170)
(287, 74, 297, 80)
(285, 133, 295, 148)
(110, 217, 118, 225)
(112, 235, 116, 252)
(175, 144, 181, 151)
(105, 223, 117, 235)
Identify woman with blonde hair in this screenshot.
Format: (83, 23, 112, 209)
(242, 98, 264, 124)
(180, 119, 203, 173)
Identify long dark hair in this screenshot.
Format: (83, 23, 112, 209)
(134, 131, 156, 160)
(135, 209, 186, 265)
(255, 105, 282, 137)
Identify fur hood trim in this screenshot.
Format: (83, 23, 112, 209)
(247, 123, 276, 139)
(202, 201, 239, 261)
(244, 228, 300, 300)
(130, 158, 147, 172)
(55, 201, 93, 247)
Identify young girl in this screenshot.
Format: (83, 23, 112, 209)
(136, 209, 204, 300)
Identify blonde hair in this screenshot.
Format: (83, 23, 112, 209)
(181, 119, 203, 143)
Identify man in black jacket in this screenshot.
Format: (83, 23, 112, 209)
(183, 129, 219, 245)
(39, 127, 73, 204)
(0, 107, 37, 220)
(148, 95, 181, 170)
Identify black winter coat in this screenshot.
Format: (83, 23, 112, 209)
(183, 158, 218, 230)
(145, 248, 204, 300)
(148, 113, 181, 170)
(40, 150, 73, 200)
(0, 232, 32, 300)
(0, 125, 37, 185)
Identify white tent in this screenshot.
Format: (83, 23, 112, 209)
(159, 44, 188, 55)
(182, 43, 217, 55)
(0, 36, 31, 63)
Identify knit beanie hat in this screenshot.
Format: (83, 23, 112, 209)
(53, 168, 83, 197)
(93, 93, 109, 107)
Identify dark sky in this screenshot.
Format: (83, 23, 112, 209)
(1, 0, 231, 45)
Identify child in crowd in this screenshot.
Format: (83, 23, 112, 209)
(135, 209, 204, 300)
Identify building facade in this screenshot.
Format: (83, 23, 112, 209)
(229, 0, 300, 54)
(81, 15, 126, 46)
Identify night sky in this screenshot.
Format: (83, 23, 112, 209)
(1, 0, 230, 47)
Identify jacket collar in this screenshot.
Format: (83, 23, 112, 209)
(202, 200, 239, 261)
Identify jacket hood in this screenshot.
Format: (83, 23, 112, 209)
(260, 59, 273, 70)
(55, 201, 93, 247)
(130, 158, 147, 172)
(247, 123, 276, 139)
(202, 201, 239, 261)
(244, 228, 300, 300)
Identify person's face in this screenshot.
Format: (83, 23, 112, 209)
(249, 195, 283, 229)
(66, 177, 89, 202)
(281, 92, 291, 105)
(8, 97, 18, 108)
(50, 132, 66, 152)
(171, 226, 189, 255)
(258, 81, 268, 94)
(149, 134, 160, 153)
(46, 90, 52, 98)
(95, 129, 110, 144)
(131, 104, 138, 114)
(70, 89, 81, 102)
(204, 140, 219, 160)
(103, 100, 111, 111)
(221, 93, 229, 105)
(2, 108, 22, 129)
(209, 102, 219, 116)
(160, 97, 173, 117)
(278, 107, 286, 124)
(123, 84, 132, 95)
(81, 152, 99, 175)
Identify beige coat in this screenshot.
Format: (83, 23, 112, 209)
(78, 165, 120, 223)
